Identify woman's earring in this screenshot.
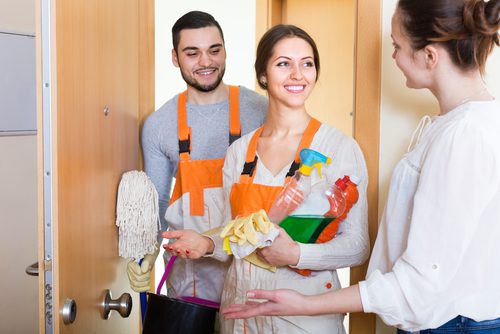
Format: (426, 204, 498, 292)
(260, 76, 267, 88)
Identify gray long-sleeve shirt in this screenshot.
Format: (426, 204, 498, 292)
(141, 85, 268, 234)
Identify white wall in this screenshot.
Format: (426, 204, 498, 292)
(0, 1, 38, 333)
(155, 0, 257, 109)
(0, 0, 35, 34)
(377, 0, 500, 333)
(0, 136, 38, 334)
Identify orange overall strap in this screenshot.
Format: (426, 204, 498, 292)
(239, 118, 322, 184)
(238, 127, 263, 184)
(170, 88, 242, 215)
(177, 91, 192, 161)
(169, 91, 190, 203)
(229, 85, 241, 144)
(295, 118, 321, 160)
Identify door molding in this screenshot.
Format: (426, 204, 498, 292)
(36, 0, 57, 331)
(350, 0, 381, 332)
(255, 1, 381, 333)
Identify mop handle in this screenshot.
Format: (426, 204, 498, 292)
(139, 258, 147, 323)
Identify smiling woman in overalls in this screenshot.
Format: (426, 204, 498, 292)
(162, 24, 369, 333)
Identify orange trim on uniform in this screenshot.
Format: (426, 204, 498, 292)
(230, 118, 322, 217)
(238, 127, 263, 184)
(230, 183, 283, 219)
(238, 118, 321, 185)
(177, 91, 189, 141)
(245, 127, 263, 164)
(229, 118, 322, 280)
(294, 118, 321, 162)
(177, 91, 191, 161)
(169, 86, 241, 216)
(168, 158, 224, 215)
(229, 85, 241, 139)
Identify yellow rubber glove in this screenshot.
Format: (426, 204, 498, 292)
(126, 242, 160, 293)
(244, 252, 277, 272)
(220, 210, 273, 247)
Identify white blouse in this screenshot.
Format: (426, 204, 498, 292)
(359, 100, 500, 331)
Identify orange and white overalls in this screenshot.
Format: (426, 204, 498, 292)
(219, 118, 347, 333)
(229, 118, 321, 217)
(164, 86, 241, 302)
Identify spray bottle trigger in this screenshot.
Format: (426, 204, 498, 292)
(313, 156, 331, 178)
(314, 163, 323, 178)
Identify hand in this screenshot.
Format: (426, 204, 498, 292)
(257, 227, 300, 266)
(126, 243, 160, 293)
(162, 229, 214, 259)
(222, 289, 308, 319)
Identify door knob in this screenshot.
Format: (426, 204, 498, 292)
(100, 289, 132, 319)
(61, 298, 77, 324)
(25, 261, 39, 276)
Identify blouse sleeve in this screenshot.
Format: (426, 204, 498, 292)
(359, 118, 498, 330)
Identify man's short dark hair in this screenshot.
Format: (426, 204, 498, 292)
(172, 11, 225, 52)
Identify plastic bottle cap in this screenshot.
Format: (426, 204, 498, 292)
(349, 175, 360, 185)
(335, 178, 347, 190)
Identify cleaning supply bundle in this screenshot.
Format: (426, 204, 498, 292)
(268, 148, 347, 244)
(216, 149, 359, 276)
(268, 148, 331, 224)
(291, 174, 359, 276)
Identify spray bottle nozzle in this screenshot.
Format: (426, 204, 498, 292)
(298, 148, 331, 178)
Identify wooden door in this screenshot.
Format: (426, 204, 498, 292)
(36, 0, 154, 333)
(256, 1, 381, 333)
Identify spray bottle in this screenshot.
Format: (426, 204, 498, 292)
(268, 148, 331, 224)
(293, 175, 358, 276)
(336, 175, 359, 221)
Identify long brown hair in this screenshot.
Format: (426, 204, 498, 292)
(397, 0, 500, 74)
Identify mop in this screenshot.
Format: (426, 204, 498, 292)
(116, 170, 161, 323)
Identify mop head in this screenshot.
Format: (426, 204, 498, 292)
(116, 170, 161, 260)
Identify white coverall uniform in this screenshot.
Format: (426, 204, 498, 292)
(209, 124, 369, 333)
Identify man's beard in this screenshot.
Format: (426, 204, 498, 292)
(181, 67, 226, 93)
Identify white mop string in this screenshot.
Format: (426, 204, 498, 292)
(116, 170, 161, 260)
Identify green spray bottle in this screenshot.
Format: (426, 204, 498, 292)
(268, 148, 331, 232)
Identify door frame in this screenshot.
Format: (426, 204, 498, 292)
(35, 0, 155, 332)
(256, 1, 381, 333)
